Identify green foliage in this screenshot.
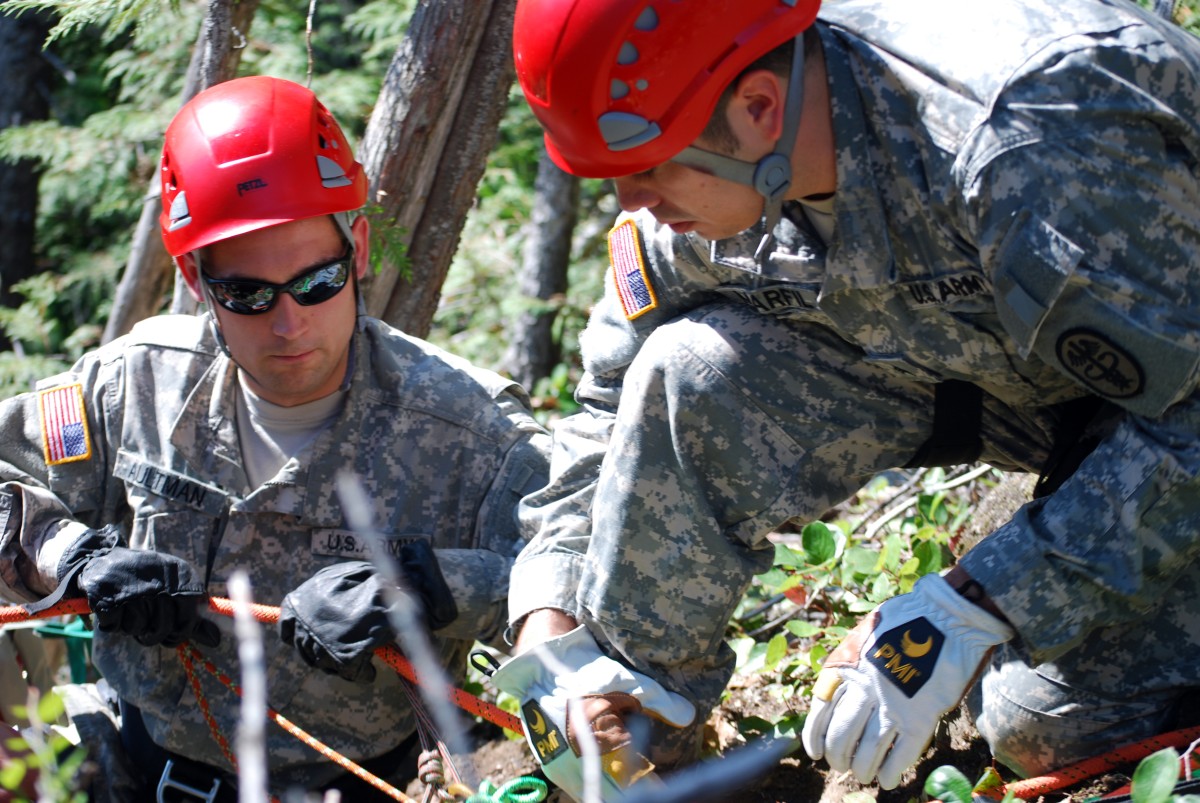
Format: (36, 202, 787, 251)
(2, 0, 176, 45)
(344, 0, 419, 62)
(0, 690, 89, 802)
(724, 467, 996, 761)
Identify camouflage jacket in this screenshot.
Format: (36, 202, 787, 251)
(0, 313, 549, 787)
(512, 0, 1200, 668)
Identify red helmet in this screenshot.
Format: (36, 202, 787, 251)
(513, 0, 820, 178)
(159, 76, 367, 257)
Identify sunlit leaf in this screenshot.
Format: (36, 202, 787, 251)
(785, 620, 821, 639)
(801, 521, 840, 565)
(764, 633, 789, 671)
(1130, 747, 1181, 803)
(0, 758, 26, 791)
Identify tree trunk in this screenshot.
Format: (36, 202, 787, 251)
(0, 3, 53, 352)
(503, 148, 577, 390)
(102, 0, 259, 344)
(358, 0, 517, 338)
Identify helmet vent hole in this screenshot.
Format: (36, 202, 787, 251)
(611, 79, 630, 100)
(318, 134, 328, 150)
(634, 7, 658, 31)
(618, 42, 639, 65)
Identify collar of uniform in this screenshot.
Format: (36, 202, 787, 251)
(811, 21, 896, 294)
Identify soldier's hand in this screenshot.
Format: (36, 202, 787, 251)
(489, 625, 695, 802)
(801, 573, 1012, 789)
(25, 524, 219, 648)
(279, 542, 457, 683)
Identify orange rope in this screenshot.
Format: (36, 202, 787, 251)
(1, 600, 522, 735)
(976, 725, 1200, 800)
(203, 597, 524, 735)
(179, 643, 416, 803)
(0, 598, 89, 624)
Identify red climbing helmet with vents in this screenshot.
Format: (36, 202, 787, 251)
(159, 76, 367, 257)
(513, 0, 821, 179)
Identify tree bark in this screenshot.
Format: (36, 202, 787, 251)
(503, 148, 577, 390)
(102, 0, 259, 344)
(0, 2, 53, 352)
(358, 0, 517, 338)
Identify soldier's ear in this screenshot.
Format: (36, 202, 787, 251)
(727, 69, 787, 149)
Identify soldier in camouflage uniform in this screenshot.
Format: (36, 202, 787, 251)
(493, 0, 1200, 796)
(0, 76, 550, 800)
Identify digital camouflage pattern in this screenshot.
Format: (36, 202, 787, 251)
(0, 313, 550, 791)
(512, 0, 1200, 774)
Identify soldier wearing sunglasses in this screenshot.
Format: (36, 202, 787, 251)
(0, 76, 550, 801)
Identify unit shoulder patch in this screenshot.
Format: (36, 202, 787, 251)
(608, 219, 658, 320)
(38, 383, 93, 466)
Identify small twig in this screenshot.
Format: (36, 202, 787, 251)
(924, 463, 994, 492)
(305, 0, 317, 87)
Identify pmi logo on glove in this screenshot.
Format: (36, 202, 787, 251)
(867, 616, 944, 698)
(523, 701, 568, 763)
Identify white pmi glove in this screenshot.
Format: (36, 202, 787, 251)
(801, 573, 1013, 789)
(489, 625, 696, 802)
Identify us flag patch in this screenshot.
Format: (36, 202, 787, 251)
(608, 219, 658, 320)
(38, 383, 92, 466)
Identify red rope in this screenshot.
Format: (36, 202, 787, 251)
(974, 725, 1200, 801)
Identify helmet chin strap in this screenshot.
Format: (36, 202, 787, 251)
(670, 32, 807, 263)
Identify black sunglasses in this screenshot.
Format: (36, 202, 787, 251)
(201, 247, 354, 315)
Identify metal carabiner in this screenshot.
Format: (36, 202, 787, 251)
(156, 758, 222, 803)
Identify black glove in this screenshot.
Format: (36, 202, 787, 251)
(278, 540, 458, 683)
(25, 524, 220, 649)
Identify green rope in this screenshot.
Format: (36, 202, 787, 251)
(465, 776, 548, 803)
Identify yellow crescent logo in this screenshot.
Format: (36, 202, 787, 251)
(901, 630, 933, 658)
(528, 706, 547, 736)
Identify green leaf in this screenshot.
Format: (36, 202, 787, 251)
(973, 765, 1006, 792)
(36, 690, 65, 725)
(842, 546, 882, 578)
(1130, 748, 1180, 803)
(764, 633, 789, 671)
(773, 713, 806, 740)
(736, 715, 776, 739)
(785, 620, 821, 638)
(801, 521, 839, 565)
(914, 538, 943, 575)
(924, 765, 974, 803)
(0, 758, 25, 791)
